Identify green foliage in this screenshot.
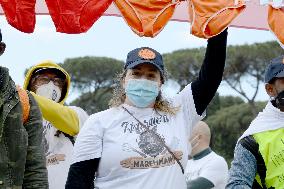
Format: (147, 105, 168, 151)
(164, 41, 282, 90)
(60, 56, 123, 114)
(219, 96, 244, 109)
(60, 56, 123, 92)
(224, 41, 282, 84)
(206, 101, 266, 163)
(164, 41, 282, 116)
(70, 88, 112, 115)
(223, 41, 282, 115)
(206, 94, 245, 117)
(163, 47, 205, 88)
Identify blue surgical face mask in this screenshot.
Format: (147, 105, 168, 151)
(125, 79, 159, 108)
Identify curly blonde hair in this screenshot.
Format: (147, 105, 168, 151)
(109, 69, 180, 115)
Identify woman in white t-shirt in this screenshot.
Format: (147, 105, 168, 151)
(66, 29, 228, 189)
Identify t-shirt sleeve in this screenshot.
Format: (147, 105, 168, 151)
(173, 83, 205, 132)
(69, 106, 89, 129)
(72, 114, 103, 164)
(186, 177, 214, 189)
(199, 156, 228, 187)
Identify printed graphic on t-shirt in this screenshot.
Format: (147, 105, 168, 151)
(185, 168, 201, 182)
(43, 120, 68, 166)
(47, 154, 66, 166)
(120, 114, 183, 169)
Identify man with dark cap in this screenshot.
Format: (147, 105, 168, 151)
(0, 30, 48, 188)
(227, 56, 284, 189)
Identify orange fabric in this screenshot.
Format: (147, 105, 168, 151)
(45, 0, 113, 34)
(114, 0, 181, 37)
(0, 0, 36, 33)
(268, 5, 284, 46)
(16, 86, 30, 124)
(188, 0, 246, 38)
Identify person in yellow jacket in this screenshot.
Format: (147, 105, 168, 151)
(24, 60, 89, 189)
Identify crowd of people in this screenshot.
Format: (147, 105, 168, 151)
(0, 26, 284, 189)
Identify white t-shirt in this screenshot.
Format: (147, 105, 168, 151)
(43, 106, 88, 189)
(73, 84, 204, 189)
(185, 151, 228, 189)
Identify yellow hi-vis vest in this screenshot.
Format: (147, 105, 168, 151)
(253, 128, 284, 189)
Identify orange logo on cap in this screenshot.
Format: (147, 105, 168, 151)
(138, 49, 156, 60)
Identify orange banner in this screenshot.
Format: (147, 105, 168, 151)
(0, 0, 269, 30)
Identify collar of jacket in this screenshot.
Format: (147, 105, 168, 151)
(192, 147, 212, 160)
(0, 66, 9, 99)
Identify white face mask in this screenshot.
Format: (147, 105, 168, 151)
(36, 81, 62, 102)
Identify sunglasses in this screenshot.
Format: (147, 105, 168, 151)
(33, 75, 65, 87)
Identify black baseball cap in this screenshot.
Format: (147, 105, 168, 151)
(124, 47, 165, 78)
(265, 55, 284, 83)
(33, 68, 66, 80)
